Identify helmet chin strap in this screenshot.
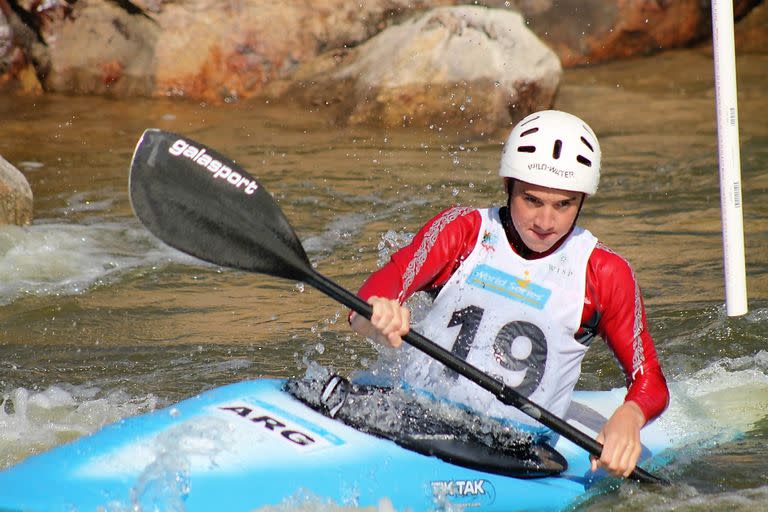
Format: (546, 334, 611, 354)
(502, 180, 586, 260)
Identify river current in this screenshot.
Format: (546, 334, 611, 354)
(0, 47, 767, 511)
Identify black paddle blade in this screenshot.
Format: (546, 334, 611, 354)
(129, 129, 311, 282)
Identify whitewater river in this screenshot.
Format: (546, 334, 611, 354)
(1, 47, 767, 511)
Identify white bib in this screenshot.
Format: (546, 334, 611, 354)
(403, 207, 597, 425)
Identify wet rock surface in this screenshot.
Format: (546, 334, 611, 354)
(0, 154, 32, 226)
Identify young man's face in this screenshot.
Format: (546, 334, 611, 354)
(508, 179, 584, 254)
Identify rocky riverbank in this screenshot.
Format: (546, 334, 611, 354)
(1, 1, 764, 128)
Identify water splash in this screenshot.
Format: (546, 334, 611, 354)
(0, 221, 195, 304)
(582, 481, 768, 512)
(0, 384, 158, 470)
(256, 493, 397, 512)
(659, 350, 768, 447)
(577, 351, 768, 511)
(301, 212, 371, 255)
(376, 229, 414, 267)
(287, 370, 535, 453)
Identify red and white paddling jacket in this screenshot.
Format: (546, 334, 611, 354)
(357, 206, 669, 424)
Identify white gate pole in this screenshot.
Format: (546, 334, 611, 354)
(711, 0, 748, 316)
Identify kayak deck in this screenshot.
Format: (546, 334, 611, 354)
(0, 379, 671, 511)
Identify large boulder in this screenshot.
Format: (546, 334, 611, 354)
(735, 0, 768, 52)
(273, 6, 561, 136)
(39, 0, 156, 96)
(511, 0, 764, 66)
(0, 155, 33, 226)
(149, 1, 325, 101)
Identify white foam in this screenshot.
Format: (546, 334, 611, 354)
(0, 221, 195, 304)
(255, 492, 397, 512)
(0, 385, 158, 470)
(17, 161, 45, 171)
(301, 212, 371, 255)
(655, 350, 768, 450)
(650, 485, 768, 511)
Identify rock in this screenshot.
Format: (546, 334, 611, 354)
(148, 0, 456, 101)
(735, 1, 768, 53)
(498, 0, 765, 66)
(0, 0, 45, 94)
(0, 155, 33, 226)
(275, 6, 561, 136)
(150, 1, 322, 101)
(520, 0, 704, 66)
(0, 5, 10, 58)
(39, 0, 156, 96)
(0, 5, 14, 88)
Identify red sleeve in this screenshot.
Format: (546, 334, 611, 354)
(585, 243, 670, 422)
(357, 206, 480, 303)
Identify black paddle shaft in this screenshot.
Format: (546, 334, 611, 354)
(304, 271, 666, 485)
(129, 129, 668, 485)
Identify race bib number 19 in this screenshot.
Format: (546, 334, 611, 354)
(443, 305, 547, 397)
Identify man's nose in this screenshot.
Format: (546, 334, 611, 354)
(534, 207, 556, 231)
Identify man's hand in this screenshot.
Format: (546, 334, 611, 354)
(350, 296, 411, 348)
(590, 400, 647, 478)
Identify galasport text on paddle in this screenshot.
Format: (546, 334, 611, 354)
(129, 129, 669, 486)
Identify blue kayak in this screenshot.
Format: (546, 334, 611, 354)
(0, 378, 672, 511)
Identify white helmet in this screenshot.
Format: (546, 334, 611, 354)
(499, 110, 601, 195)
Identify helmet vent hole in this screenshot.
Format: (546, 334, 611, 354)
(580, 136, 594, 152)
(517, 146, 536, 153)
(577, 155, 592, 167)
(520, 127, 539, 137)
(552, 140, 562, 159)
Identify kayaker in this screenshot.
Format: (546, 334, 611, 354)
(349, 110, 670, 479)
